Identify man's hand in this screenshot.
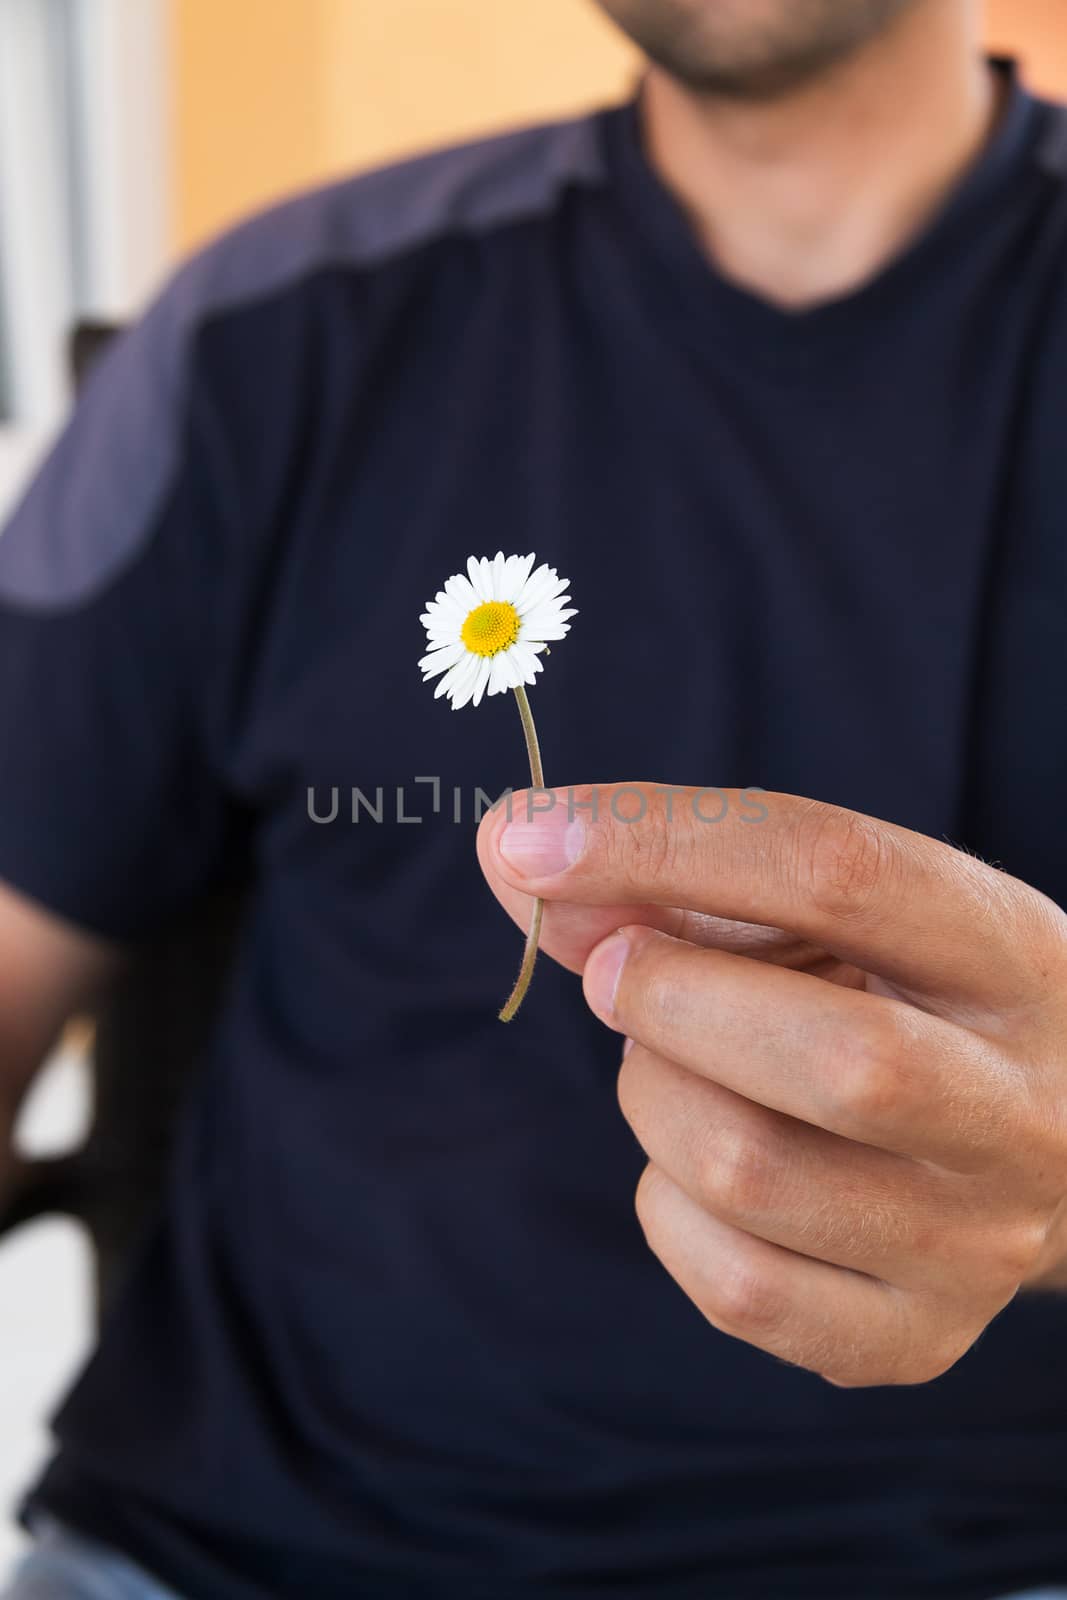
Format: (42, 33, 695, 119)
(477, 784, 1067, 1388)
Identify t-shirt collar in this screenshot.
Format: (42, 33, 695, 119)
(598, 56, 1053, 368)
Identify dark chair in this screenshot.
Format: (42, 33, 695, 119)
(0, 321, 249, 1319)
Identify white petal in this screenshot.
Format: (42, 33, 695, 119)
(491, 551, 507, 599)
(514, 565, 554, 607)
(504, 643, 539, 685)
(425, 586, 465, 614)
(419, 642, 466, 678)
(515, 644, 546, 674)
(521, 598, 573, 629)
(519, 597, 575, 639)
(421, 603, 464, 634)
(488, 656, 512, 694)
(422, 624, 456, 644)
(499, 555, 520, 596)
(436, 651, 475, 700)
(516, 566, 570, 615)
(451, 674, 479, 711)
(492, 651, 520, 691)
(466, 556, 492, 602)
(522, 621, 571, 643)
(434, 658, 462, 698)
(537, 579, 572, 608)
(421, 608, 464, 632)
(424, 604, 464, 627)
(500, 551, 537, 603)
(448, 652, 483, 709)
(471, 657, 492, 707)
(514, 552, 537, 592)
(445, 573, 480, 610)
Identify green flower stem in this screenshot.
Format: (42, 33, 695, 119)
(498, 683, 545, 1023)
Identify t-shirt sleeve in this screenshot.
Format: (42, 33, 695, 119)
(0, 284, 242, 943)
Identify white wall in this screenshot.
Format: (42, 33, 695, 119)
(0, 0, 171, 431)
(0, 3, 171, 1576)
(0, 1044, 93, 1579)
(0, 430, 59, 527)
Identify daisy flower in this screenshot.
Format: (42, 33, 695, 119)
(418, 552, 576, 711)
(418, 552, 577, 1023)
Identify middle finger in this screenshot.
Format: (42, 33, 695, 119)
(619, 1042, 977, 1290)
(590, 926, 1020, 1170)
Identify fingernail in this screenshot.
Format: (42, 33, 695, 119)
(499, 808, 587, 878)
(584, 933, 630, 1022)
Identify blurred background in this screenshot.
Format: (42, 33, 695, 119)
(0, 0, 1064, 1578)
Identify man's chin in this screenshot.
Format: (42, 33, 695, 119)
(592, 0, 921, 101)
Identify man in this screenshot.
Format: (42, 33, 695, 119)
(2, 0, 1067, 1594)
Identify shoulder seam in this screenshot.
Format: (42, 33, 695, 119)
(0, 111, 612, 613)
(172, 111, 609, 334)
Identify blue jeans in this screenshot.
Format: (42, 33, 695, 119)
(5, 1519, 1067, 1600)
(3, 1519, 182, 1599)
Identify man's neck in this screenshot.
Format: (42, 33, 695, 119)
(640, 3, 999, 310)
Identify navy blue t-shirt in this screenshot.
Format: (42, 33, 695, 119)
(3, 58, 1067, 1600)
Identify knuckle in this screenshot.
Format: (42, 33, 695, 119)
(700, 1124, 778, 1222)
(710, 1253, 789, 1336)
(832, 1012, 913, 1131)
(894, 1340, 969, 1386)
(801, 805, 894, 924)
(989, 1217, 1048, 1290)
(633, 1161, 654, 1221)
(633, 1161, 666, 1236)
(628, 808, 682, 889)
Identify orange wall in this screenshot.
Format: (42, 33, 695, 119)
(317, 0, 638, 181)
(986, 0, 1067, 95)
(172, 0, 636, 251)
(172, 0, 327, 250)
(173, 1, 1067, 253)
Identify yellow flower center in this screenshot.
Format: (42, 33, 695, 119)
(461, 600, 521, 658)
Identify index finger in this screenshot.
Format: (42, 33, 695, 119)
(478, 783, 1064, 1020)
